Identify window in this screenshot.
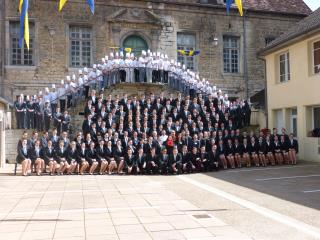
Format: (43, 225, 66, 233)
(223, 36, 240, 73)
(313, 107, 320, 129)
(69, 26, 92, 67)
(279, 52, 290, 82)
(265, 37, 275, 46)
(9, 22, 34, 66)
(313, 40, 320, 74)
(290, 108, 297, 137)
(177, 33, 196, 70)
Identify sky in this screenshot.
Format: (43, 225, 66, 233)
(304, 0, 320, 11)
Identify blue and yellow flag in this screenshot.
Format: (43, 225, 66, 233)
(226, 0, 233, 15)
(86, 0, 94, 14)
(124, 48, 132, 53)
(59, 0, 94, 14)
(235, 0, 243, 16)
(19, 0, 29, 50)
(59, 0, 68, 11)
(178, 50, 186, 55)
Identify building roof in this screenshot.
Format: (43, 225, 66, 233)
(242, 0, 311, 15)
(260, 7, 320, 55)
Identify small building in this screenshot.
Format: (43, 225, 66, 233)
(260, 8, 320, 162)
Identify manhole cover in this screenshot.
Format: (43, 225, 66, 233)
(192, 214, 211, 219)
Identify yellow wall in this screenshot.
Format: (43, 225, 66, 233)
(265, 33, 320, 162)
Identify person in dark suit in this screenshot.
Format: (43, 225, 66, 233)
(43, 140, 57, 176)
(134, 147, 146, 174)
(61, 111, 71, 133)
(273, 135, 283, 165)
(96, 140, 109, 175)
(67, 141, 78, 174)
(82, 115, 93, 136)
(198, 145, 209, 172)
(55, 140, 69, 175)
(112, 140, 123, 174)
(225, 139, 235, 169)
(158, 148, 170, 175)
(265, 135, 275, 166)
(31, 140, 45, 176)
(186, 147, 199, 173)
(217, 140, 227, 169)
(207, 145, 219, 171)
(77, 142, 89, 175)
(86, 142, 99, 175)
(146, 147, 160, 174)
(241, 138, 251, 167)
(288, 133, 298, 165)
(168, 147, 181, 174)
(280, 135, 290, 164)
(17, 139, 32, 176)
(233, 138, 242, 168)
(257, 137, 267, 167)
(125, 148, 137, 175)
(250, 137, 260, 167)
(44, 101, 52, 132)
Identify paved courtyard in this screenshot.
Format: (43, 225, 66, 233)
(0, 161, 320, 240)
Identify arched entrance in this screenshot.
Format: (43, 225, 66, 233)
(122, 35, 148, 57)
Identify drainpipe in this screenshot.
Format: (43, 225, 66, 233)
(0, 0, 5, 97)
(243, 9, 249, 100)
(258, 56, 268, 129)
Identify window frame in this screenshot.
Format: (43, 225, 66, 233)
(312, 106, 320, 130)
(312, 40, 320, 74)
(279, 51, 290, 83)
(177, 32, 196, 71)
(69, 25, 93, 68)
(223, 35, 240, 74)
(9, 21, 35, 66)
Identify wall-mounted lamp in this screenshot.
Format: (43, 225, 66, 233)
(209, 35, 219, 46)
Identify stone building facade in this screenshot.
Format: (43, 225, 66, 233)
(0, 0, 311, 100)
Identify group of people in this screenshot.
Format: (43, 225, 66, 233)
(16, 88, 298, 176)
(14, 50, 235, 132)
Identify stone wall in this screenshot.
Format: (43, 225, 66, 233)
(2, 0, 307, 100)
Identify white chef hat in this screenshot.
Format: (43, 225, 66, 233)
(202, 78, 206, 82)
(66, 76, 71, 81)
(120, 51, 124, 57)
(84, 67, 88, 73)
(52, 84, 56, 89)
(126, 52, 130, 58)
(101, 58, 106, 63)
(160, 54, 164, 59)
(39, 91, 43, 95)
(93, 64, 97, 69)
(225, 94, 228, 98)
(165, 54, 168, 59)
(105, 55, 109, 61)
(26, 95, 30, 100)
(79, 69, 83, 75)
(33, 95, 37, 99)
(157, 52, 160, 57)
(213, 86, 217, 91)
(170, 59, 174, 64)
(206, 81, 209, 84)
(72, 74, 76, 81)
(147, 49, 151, 54)
(218, 89, 222, 93)
(61, 79, 65, 85)
(177, 62, 181, 67)
(110, 52, 114, 57)
(115, 52, 119, 57)
(142, 50, 146, 56)
(130, 53, 134, 58)
(45, 87, 49, 92)
(182, 64, 186, 70)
